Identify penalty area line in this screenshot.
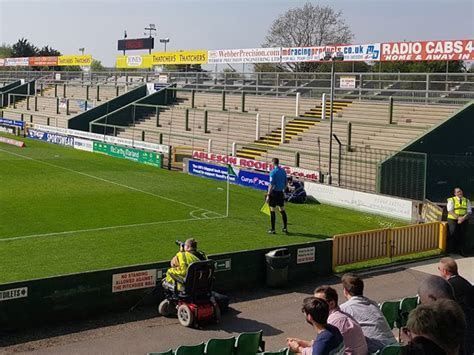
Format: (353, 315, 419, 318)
(0, 215, 228, 243)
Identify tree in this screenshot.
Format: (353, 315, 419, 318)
(375, 60, 466, 73)
(0, 43, 12, 58)
(38, 45, 61, 57)
(263, 3, 352, 72)
(11, 38, 38, 57)
(91, 59, 106, 71)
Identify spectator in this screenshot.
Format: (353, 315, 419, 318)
(163, 238, 207, 291)
(438, 258, 474, 355)
(285, 177, 307, 204)
(401, 299, 466, 355)
(287, 297, 344, 355)
(314, 285, 368, 355)
(417, 275, 455, 304)
(339, 273, 396, 353)
(446, 187, 471, 255)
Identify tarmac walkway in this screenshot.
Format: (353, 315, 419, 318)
(1, 255, 472, 355)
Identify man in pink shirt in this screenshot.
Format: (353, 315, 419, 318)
(314, 285, 368, 355)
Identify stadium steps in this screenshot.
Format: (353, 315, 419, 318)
(236, 100, 351, 159)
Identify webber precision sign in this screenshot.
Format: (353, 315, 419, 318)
(93, 142, 162, 168)
(381, 40, 474, 61)
(192, 151, 321, 182)
(208, 47, 281, 64)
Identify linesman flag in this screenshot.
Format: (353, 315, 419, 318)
(227, 164, 238, 177)
(260, 202, 271, 216)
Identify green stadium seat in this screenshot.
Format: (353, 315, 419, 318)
(399, 296, 419, 327)
(205, 337, 235, 355)
(378, 343, 405, 355)
(380, 301, 401, 329)
(175, 343, 205, 355)
(148, 350, 174, 355)
(235, 330, 264, 355)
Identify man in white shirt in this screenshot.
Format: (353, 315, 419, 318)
(446, 187, 472, 256)
(339, 273, 396, 353)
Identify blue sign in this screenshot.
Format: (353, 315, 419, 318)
(27, 129, 75, 147)
(238, 169, 269, 191)
(0, 118, 25, 128)
(189, 160, 237, 183)
(189, 160, 269, 191)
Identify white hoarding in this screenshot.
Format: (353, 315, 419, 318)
(305, 182, 413, 221)
(208, 47, 281, 64)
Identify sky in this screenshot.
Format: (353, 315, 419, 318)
(0, 0, 473, 67)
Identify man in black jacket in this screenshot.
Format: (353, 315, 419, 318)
(438, 257, 474, 354)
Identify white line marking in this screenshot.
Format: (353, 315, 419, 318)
(0, 216, 227, 242)
(0, 147, 223, 216)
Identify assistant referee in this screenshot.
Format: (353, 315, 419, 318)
(266, 158, 288, 234)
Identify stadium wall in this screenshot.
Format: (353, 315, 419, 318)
(68, 84, 147, 131)
(0, 240, 331, 330)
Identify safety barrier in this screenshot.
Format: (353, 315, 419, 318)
(332, 222, 446, 270)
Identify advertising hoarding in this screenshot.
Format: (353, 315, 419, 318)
(381, 40, 474, 61)
(207, 47, 281, 64)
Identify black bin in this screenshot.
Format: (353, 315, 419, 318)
(265, 248, 290, 288)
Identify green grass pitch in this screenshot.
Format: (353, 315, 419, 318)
(0, 135, 405, 284)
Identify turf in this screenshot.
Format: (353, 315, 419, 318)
(0, 135, 405, 283)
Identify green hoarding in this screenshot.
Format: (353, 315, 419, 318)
(93, 142, 162, 168)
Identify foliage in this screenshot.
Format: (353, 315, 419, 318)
(375, 60, 466, 73)
(263, 3, 352, 72)
(91, 59, 106, 71)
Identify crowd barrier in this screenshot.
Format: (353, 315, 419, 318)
(332, 221, 445, 270)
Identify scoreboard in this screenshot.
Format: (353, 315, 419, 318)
(117, 38, 154, 51)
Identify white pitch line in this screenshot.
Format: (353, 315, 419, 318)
(0, 147, 223, 216)
(0, 215, 227, 242)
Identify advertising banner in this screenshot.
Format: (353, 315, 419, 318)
(207, 47, 281, 64)
(381, 40, 474, 61)
(93, 142, 162, 168)
(0, 58, 4, 67)
(33, 124, 170, 154)
(337, 43, 380, 61)
(0, 126, 15, 134)
(57, 55, 92, 66)
(188, 159, 269, 191)
(151, 50, 207, 65)
(192, 151, 321, 182)
(0, 118, 25, 128)
(281, 46, 336, 63)
(238, 169, 269, 191)
(73, 137, 94, 152)
(27, 129, 75, 147)
(421, 199, 443, 223)
(116, 54, 153, 69)
(4, 57, 29, 67)
(188, 160, 238, 183)
(28, 56, 59, 66)
(0, 136, 25, 148)
(112, 269, 157, 293)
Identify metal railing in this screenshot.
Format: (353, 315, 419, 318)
(0, 71, 471, 103)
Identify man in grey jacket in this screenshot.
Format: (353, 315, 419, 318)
(339, 273, 396, 353)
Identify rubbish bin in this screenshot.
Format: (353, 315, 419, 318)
(265, 248, 290, 288)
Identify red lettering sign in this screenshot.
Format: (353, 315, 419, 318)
(381, 40, 474, 61)
(28, 56, 59, 66)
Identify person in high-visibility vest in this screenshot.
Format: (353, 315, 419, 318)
(164, 238, 207, 291)
(446, 187, 472, 255)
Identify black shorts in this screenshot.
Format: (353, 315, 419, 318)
(269, 191, 285, 207)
